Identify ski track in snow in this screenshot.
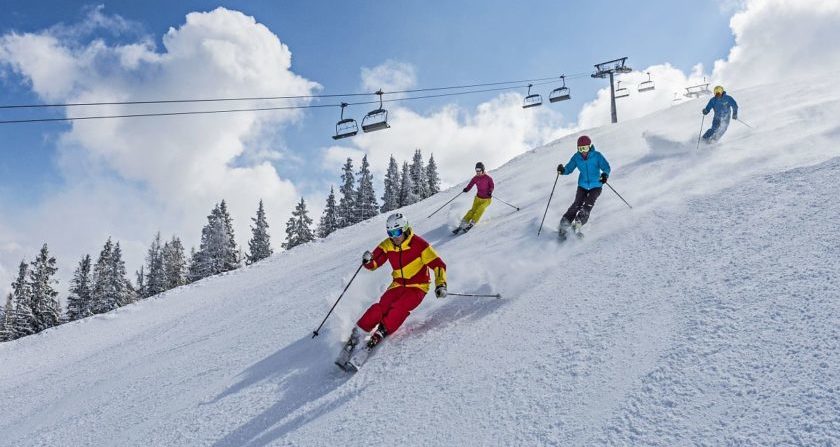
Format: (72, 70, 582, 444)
(1, 75, 840, 446)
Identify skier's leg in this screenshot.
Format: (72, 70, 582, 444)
(575, 187, 602, 226)
(703, 116, 721, 141)
(468, 197, 492, 224)
(713, 115, 730, 141)
(356, 288, 401, 332)
(380, 287, 426, 334)
(561, 187, 587, 223)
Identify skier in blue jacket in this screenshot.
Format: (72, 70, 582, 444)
(556, 135, 611, 239)
(701, 85, 739, 143)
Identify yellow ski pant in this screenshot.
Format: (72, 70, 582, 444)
(462, 197, 492, 224)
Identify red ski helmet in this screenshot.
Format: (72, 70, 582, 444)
(577, 135, 592, 147)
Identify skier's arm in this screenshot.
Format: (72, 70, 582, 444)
(730, 96, 739, 118)
(421, 245, 447, 287)
(363, 245, 387, 271)
(463, 176, 477, 193)
(561, 155, 578, 176)
(487, 176, 495, 197)
(702, 97, 714, 114)
(599, 153, 611, 177)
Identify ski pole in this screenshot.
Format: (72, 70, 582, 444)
(493, 196, 520, 211)
(604, 181, 633, 209)
(696, 115, 706, 150)
(735, 118, 754, 128)
(537, 172, 560, 237)
(312, 263, 364, 338)
(427, 191, 464, 219)
(448, 292, 502, 299)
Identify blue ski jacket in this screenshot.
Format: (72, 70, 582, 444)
(561, 147, 611, 190)
(703, 93, 738, 118)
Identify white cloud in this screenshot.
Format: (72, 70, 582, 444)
(361, 60, 417, 93)
(0, 7, 318, 296)
(712, 0, 840, 89)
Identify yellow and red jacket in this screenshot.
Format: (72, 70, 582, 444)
(364, 231, 446, 292)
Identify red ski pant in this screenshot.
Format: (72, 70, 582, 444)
(357, 286, 426, 334)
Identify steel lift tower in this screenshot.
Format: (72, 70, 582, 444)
(591, 57, 633, 123)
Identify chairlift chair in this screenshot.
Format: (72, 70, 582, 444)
(549, 76, 571, 103)
(638, 72, 655, 93)
(332, 103, 359, 140)
(615, 81, 629, 98)
(361, 90, 390, 133)
(522, 84, 543, 108)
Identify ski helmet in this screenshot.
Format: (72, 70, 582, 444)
(577, 135, 592, 152)
(475, 162, 485, 171)
(386, 213, 410, 238)
(714, 85, 724, 95)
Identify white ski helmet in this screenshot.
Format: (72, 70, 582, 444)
(386, 213, 410, 238)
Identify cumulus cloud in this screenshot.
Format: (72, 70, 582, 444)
(712, 0, 840, 89)
(360, 60, 417, 93)
(0, 7, 319, 296)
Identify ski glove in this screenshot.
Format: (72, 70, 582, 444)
(435, 284, 447, 299)
(733, 114, 738, 120)
(463, 187, 469, 193)
(702, 109, 709, 115)
(362, 251, 373, 264)
(600, 173, 608, 184)
(557, 164, 565, 174)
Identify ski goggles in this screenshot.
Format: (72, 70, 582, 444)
(387, 227, 404, 238)
(577, 145, 591, 153)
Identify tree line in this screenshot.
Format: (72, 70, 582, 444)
(0, 150, 441, 342)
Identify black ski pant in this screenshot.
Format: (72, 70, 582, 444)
(561, 186, 602, 226)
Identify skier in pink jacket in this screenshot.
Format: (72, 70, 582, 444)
(453, 162, 494, 234)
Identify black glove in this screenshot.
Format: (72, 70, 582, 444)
(462, 187, 469, 193)
(600, 173, 608, 184)
(362, 251, 373, 264)
(435, 284, 447, 299)
(557, 164, 565, 174)
(733, 114, 738, 120)
(702, 109, 709, 116)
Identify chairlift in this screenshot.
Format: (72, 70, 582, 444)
(549, 75, 571, 103)
(638, 72, 655, 93)
(522, 84, 543, 109)
(361, 90, 390, 133)
(332, 103, 358, 140)
(615, 81, 629, 98)
(684, 77, 711, 99)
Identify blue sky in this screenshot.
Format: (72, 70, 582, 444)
(1, 0, 768, 296)
(0, 0, 734, 205)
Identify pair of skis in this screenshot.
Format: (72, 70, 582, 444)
(335, 335, 380, 372)
(558, 222, 584, 242)
(452, 223, 474, 235)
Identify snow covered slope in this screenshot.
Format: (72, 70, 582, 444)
(2, 75, 839, 446)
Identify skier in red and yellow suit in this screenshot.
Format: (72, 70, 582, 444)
(356, 213, 447, 347)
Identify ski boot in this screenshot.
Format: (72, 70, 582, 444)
(572, 220, 585, 239)
(558, 219, 572, 242)
(347, 326, 387, 371)
(335, 326, 363, 371)
(453, 220, 475, 235)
